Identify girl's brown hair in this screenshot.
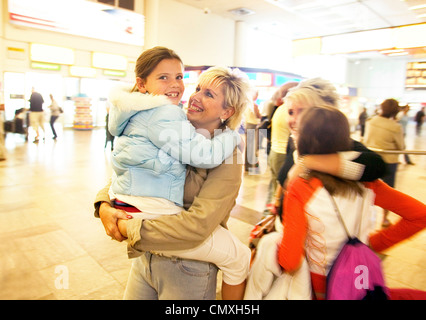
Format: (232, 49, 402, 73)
(131, 46, 183, 92)
(298, 106, 363, 196)
(380, 98, 399, 118)
(298, 106, 351, 156)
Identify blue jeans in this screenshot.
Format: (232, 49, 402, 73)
(123, 252, 218, 300)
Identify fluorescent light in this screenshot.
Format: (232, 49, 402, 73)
(417, 13, 426, 18)
(379, 49, 405, 54)
(409, 4, 426, 10)
(292, 37, 322, 56)
(388, 51, 409, 56)
(321, 29, 393, 54)
(30, 43, 75, 65)
(92, 52, 127, 71)
(70, 66, 97, 78)
(292, 2, 323, 10)
(394, 24, 426, 48)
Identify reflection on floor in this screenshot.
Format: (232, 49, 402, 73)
(0, 123, 425, 299)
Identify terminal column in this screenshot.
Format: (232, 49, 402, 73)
(234, 20, 250, 68)
(144, 0, 160, 48)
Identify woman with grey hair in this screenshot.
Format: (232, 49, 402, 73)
(260, 78, 388, 230)
(245, 77, 388, 299)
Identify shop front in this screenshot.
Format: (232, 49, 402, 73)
(3, 70, 122, 129)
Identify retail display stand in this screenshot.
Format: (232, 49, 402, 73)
(73, 96, 93, 130)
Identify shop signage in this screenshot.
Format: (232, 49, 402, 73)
(31, 61, 61, 71)
(275, 75, 302, 87)
(30, 43, 75, 65)
(246, 72, 273, 87)
(406, 61, 426, 88)
(8, 0, 144, 46)
(184, 71, 201, 84)
(70, 66, 97, 78)
(103, 70, 126, 77)
(7, 47, 26, 60)
(92, 52, 127, 71)
(10, 94, 25, 99)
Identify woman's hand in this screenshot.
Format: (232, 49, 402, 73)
(99, 202, 132, 242)
(117, 219, 128, 238)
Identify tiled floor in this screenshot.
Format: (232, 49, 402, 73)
(0, 122, 425, 300)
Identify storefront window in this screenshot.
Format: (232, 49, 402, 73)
(98, 0, 114, 6)
(4, 72, 25, 120)
(119, 0, 134, 10)
(98, 0, 134, 11)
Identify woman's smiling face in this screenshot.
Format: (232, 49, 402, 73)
(187, 82, 231, 134)
(136, 58, 184, 106)
(287, 99, 308, 138)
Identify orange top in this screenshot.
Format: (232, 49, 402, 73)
(278, 178, 426, 298)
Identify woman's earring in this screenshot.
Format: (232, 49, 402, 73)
(220, 118, 225, 124)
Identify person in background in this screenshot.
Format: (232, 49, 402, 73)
(0, 103, 6, 161)
(29, 87, 45, 143)
(415, 106, 425, 136)
(263, 81, 298, 214)
(274, 78, 387, 221)
(244, 78, 387, 299)
(278, 106, 426, 300)
(358, 107, 368, 139)
(364, 98, 405, 228)
(104, 102, 114, 150)
(260, 83, 297, 156)
(48, 94, 61, 140)
(397, 105, 414, 165)
(244, 90, 261, 172)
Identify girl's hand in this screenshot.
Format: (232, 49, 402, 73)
(99, 202, 132, 242)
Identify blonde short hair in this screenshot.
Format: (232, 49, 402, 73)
(285, 77, 340, 109)
(197, 67, 251, 130)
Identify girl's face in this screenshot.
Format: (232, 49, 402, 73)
(136, 58, 184, 106)
(287, 99, 309, 138)
(187, 82, 234, 134)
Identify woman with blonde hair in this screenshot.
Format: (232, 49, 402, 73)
(245, 78, 387, 299)
(273, 78, 386, 217)
(95, 47, 252, 300)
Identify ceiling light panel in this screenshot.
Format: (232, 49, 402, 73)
(409, 4, 426, 10)
(228, 7, 255, 16)
(265, 0, 355, 10)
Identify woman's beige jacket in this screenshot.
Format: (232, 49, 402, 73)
(94, 148, 242, 257)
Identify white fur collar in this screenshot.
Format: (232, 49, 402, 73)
(109, 85, 172, 112)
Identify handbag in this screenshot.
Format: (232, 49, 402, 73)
(245, 231, 312, 300)
(248, 214, 276, 265)
(326, 192, 389, 300)
(257, 119, 271, 130)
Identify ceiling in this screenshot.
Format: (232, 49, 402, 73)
(174, 0, 426, 57)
